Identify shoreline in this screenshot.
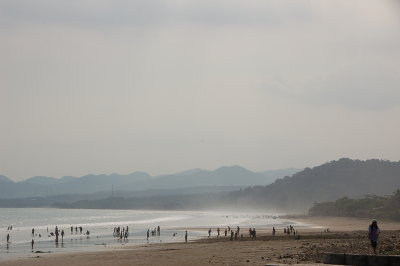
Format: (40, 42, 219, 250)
(1, 216, 399, 265)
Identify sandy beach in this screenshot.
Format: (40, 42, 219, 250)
(1, 216, 399, 266)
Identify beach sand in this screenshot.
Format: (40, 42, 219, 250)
(1, 216, 399, 266)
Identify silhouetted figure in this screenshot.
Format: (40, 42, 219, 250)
(369, 220, 380, 254)
(224, 229, 227, 237)
(185, 231, 188, 243)
(272, 227, 276, 236)
(6, 234, 10, 243)
(31, 239, 34, 250)
(147, 229, 149, 240)
(208, 228, 211, 237)
(217, 228, 220, 237)
(32, 228, 35, 236)
(61, 230, 64, 240)
(55, 226, 59, 242)
(230, 231, 234, 241)
(71, 226, 73, 234)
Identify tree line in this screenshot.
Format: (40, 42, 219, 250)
(309, 190, 400, 221)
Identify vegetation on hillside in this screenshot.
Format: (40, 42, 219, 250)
(309, 190, 400, 221)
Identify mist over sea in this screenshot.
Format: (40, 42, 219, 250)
(0, 208, 307, 261)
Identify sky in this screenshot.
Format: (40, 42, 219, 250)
(1, 0, 400, 181)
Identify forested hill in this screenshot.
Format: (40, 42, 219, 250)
(228, 158, 400, 212)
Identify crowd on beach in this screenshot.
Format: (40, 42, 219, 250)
(4, 224, 92, 251)
(3, 219, 382, 256)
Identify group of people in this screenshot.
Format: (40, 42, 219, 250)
(248, 228, 256, 239)
(113, 226, 129, 241)
(283, 225, 297, 235)
(3, 220, 383, 255)
(146, 226, 161, 240)
(4, 224, 89, 250)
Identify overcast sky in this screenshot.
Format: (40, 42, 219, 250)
(1, 0, 400, 181)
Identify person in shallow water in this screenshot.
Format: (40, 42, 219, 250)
(368, 219, 380, 254)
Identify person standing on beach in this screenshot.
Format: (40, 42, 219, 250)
(147, 229, 150, 240)
(6, 233, 10, 243)
(185, 231, 188, 243)
(31, 239, 34, 250)
(368, 220, 380, 254)
(55, 226, 59, 242)
(208, 228, 211, 238)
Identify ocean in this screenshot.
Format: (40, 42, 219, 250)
(0, 208, 308, 261)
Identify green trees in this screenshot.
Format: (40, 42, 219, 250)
(309, 190, 400, 221)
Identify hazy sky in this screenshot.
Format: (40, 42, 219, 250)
(1, 0, 400, 181)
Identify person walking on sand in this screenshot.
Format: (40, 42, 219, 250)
(208, 228, 211, 238)
(6, 234, 10, 243)
(185, 231, 188, 243)
(368, 219, 380, 254)
(31, 239, 34, 250)
(147, 229, 150, 240)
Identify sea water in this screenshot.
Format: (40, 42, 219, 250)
(0, 208, 306, 261)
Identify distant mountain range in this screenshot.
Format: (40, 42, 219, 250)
(0, 167, 299, 199)
(52, 159, 400, 212)
(2, 158, 400, 212)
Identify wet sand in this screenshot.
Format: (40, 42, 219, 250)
(1, 216, 399, 266)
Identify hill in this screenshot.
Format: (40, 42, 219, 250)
(227, 158, 400, 212)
